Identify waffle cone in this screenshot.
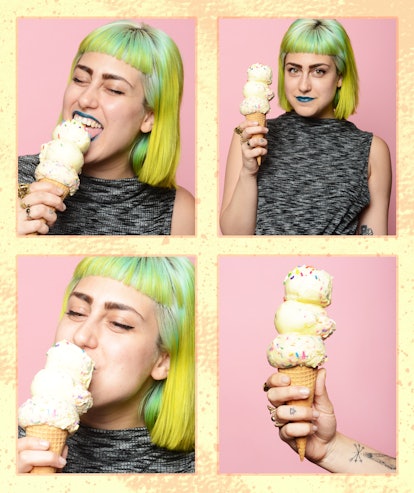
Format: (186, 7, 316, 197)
(245, 112, 266, 165)
(278, 366, 318, 461)
(26, 179, 70, 236)
(26, 424, 68, 474)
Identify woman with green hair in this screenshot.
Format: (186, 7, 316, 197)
(18, 256, 195, 473)
(221, 18, 391, 235)
(18, 21, 194, 236)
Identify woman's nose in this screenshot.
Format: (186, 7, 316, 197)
(72, 318, 98, 349)
(298, 73, 311, 93)
(77, 84, 99, 110)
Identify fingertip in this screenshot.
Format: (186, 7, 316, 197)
(58, 457, 67, 467)
(54, 187, 65, 196)
(280, 374, 290, 385)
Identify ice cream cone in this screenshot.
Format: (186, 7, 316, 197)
(26, 424, 68, 474)
(26, 179, 70, 236)
(278, 365, 318, 461)
(38, 178, 70, 200)
(245, 112, 266, 165)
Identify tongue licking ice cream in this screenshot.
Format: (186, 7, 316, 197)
(239, 63, 274, 165)
(266, 265, 335, 461)
(18, 340, 94, 474)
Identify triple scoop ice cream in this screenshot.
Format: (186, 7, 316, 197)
(240, 63, 274, 165)
(36, 119, 91, 197)
(266, 265, 336, 460)
(18, 340, 94, 473)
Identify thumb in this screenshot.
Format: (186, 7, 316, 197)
(314, 368, 334, 414)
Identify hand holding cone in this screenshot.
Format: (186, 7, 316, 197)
(266, 265, 335, 462)
(27, 119, 90, 236)
(239, 63, 274, 166)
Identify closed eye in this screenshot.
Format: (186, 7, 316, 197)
(111, 321, 134, 330)
(66, 309, 85, 318)
(108, 88, 125, 95)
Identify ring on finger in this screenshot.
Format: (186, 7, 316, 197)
(25, 205, 33, 220)
(20, 200, 30, 210)
(234, 126, 243, 135)
(267, 405, 284, 428)
(18, 183, 31, 199)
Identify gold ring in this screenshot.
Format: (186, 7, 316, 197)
(234, 126, 243, 135)
(18, 183, 31, 199)
(267, 405, 284, 427)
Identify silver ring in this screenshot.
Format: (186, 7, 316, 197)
(25, 205, 33, 220)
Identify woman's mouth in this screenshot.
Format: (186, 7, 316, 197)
(73, 111, 103, 141)
(296, 96, 315, 103)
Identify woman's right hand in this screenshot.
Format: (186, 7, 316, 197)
(235, 120, 268, 173)
(17, 436, 67, 473)
(17, 182, 66, 235)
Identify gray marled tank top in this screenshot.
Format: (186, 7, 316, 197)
(19, 425, 195, 473)
(18, 155, 176, 235)
(256, 112, 372, 235)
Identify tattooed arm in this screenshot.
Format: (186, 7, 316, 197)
(357, 135, 392, 235)
(316, 432, 396, 473)
(265, 369, 395, 473)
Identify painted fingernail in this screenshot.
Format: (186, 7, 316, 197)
(313, 410, 320, 418)
(280, 375, 290, 384)
(299, 387, 310, 396)
(39, 440, 49, 448)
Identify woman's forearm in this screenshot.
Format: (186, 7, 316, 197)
(220, 168, 258, 235)
(316, 432, 396, 474)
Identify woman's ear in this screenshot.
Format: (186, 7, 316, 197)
(337, 74, 343, 88)
(151, 352, 170, 380)
(140, 111, 155, 134)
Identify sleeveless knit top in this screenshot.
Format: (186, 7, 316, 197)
(19, 425, 195, 473)
(256, 112, 372, 235)
(18, 155, 176, 235)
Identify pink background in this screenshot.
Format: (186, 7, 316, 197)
(218, 18, 397, 235)
(219, 255, 396, 473)
(17, 256, 85, 405)
(17, 18, 195, 195)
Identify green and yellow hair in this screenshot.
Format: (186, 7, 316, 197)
(69, 21, 184, 188)
(61, 256, 195, 452)
(278, 19, 359, 119)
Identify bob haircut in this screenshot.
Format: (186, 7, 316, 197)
(69, 21, 184, 188)
(278, 19, 359, 120)
(60, 256, 195, 452)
